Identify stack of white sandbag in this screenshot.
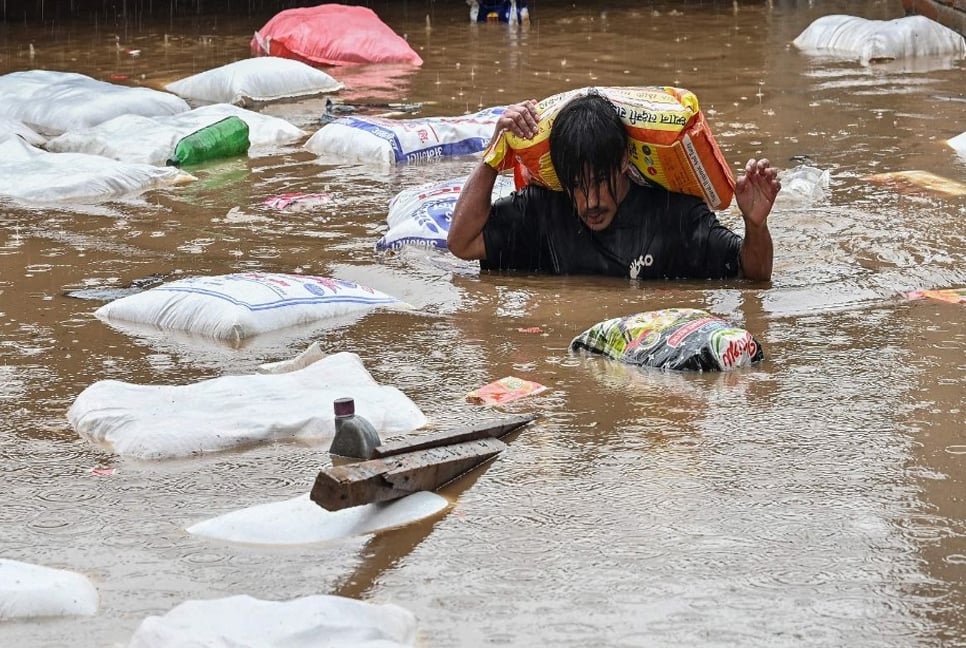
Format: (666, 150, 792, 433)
(0, 70, 188, 135)
(165, 56, 343, 105)
(793, 14, 966, 64)
(47, 104, 306, 166)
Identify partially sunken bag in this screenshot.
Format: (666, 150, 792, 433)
(485, 86, 734, 210)
(570, 308, 764, 372)
(94, 272, 401, 343)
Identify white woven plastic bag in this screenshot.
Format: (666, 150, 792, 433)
(793, 15, 966, 64)
(0, 559, 98, 620)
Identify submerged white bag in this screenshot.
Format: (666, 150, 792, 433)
(0, 136, 192, 203)
(305, 106, 505, 165)
(127, 595, 416, 648)
(47, 104, 306, 166)
(187, 491, 448, 545)
(0, 70, 188, 135)
(67, 351, 427, 460)
(793, 15, 966, 64)
(0, 559, 99, 620)
(165, 56, 344, 105)
(94, 272, 402, 342)
(377, 174, 515, 251)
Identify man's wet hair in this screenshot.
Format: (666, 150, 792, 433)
(549, 92, 627, 201)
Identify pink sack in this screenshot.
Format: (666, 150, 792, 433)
(251, 4, 423, 66)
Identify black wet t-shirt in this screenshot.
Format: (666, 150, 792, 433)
(481, 182, 743, 279)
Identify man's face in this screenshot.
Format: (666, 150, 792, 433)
(570, 165, 630, 232)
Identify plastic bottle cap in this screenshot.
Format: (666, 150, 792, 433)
(333, 397, 355, 417)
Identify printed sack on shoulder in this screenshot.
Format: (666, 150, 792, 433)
(484, 86, 734, 209)
(570, 308, 763, 372)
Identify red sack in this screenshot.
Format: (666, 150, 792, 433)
(251, 4, 423, 66)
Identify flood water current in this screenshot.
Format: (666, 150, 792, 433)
(1, 0, 964, 645)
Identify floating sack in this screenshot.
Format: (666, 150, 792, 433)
(166, 116, 250, 167)
(485, 86, 734, 210)
(0, 559, 99, 620)
(907, 287, 966, 305)
(792, 15, 966, 64)
(376, 174, 514, 251)
(0, 70, 188, 136)
(865, 170, 966, 199)
(67, 351, 427, 459)
(47, 104, 304, 166)
(305, 106, 505, 165)
(949, 131, 966, 158)
(127, 594, 416, 648)
(187, 491, 447, 545)
(570, 308, 764, 372)
(0, 116, 45, 146)
(251, 4, 423, 66)
(94, 272, 402, 342)
(165, 57, 344, 106)
(0, 136, 193, 204)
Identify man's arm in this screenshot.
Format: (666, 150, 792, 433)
(448, 101, 540, 261)
(734, 158, 781, 281)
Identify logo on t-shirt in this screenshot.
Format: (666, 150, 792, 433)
(628, 254, 654, 279)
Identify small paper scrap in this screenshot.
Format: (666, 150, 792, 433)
(466, 376, 547, 405)
(262, 193, 332, 212)
(907, 288, 966, 305)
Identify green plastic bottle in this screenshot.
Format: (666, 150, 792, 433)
(167, 116, 251, 167)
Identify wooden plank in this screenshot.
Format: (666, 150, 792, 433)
(371, 413, 537, 459)
(311, 438, 506, 511)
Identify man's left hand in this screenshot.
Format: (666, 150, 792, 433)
(735, 158, 781, 227)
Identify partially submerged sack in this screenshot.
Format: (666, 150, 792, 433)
(67, 351, 427, 459)
(93, 272, 402, 342)
(305, 107, 505, 165)
(126, 595, 416, 648)
(0, 70, 188, 135)
(570, 308, 764, 371)
(251, 4, 423, 66)
(165, 57, 344, 105)
(485, 86, 734, 210)
(376, 174, 514, 251)
(0, 136, 193, 204)
(47, 104, 305, 166)
(167, 116, 250, 167)
(792, 15, 966, 64)
(0, 559, 99, 621)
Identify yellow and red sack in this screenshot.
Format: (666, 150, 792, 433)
(484, 86, 735, 210)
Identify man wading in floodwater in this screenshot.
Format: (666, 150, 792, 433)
(447, 93, 781, 281)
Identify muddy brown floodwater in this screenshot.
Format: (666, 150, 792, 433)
(1, 0, 965, 646)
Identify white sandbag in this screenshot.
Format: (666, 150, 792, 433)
(127, 594, 415, 648)
(305, 107, 505, 165)
(792, 15, 966, 64)
(948, 131, 966, 157)
(0, 116, 45, 146)
(0, 136, 193, 204)
(165, 56, 344, 106)
(377, 175, 515, 251)
(67, 351, 427, 460)
(0, 559, 99, 621)
(47, 104, 306, 166)
(187, 491, 448, 545)
(0, 70, 189, 136)
(94, 272, 403, 343)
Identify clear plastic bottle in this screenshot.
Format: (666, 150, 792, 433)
(328, 397, 381, 460)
